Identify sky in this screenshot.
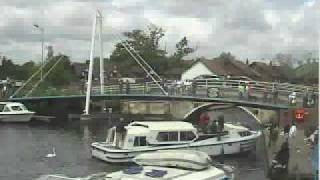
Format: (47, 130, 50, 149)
(0, 0, 319, 64)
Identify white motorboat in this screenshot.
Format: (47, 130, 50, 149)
(37, 150, 234, 180)
(0, 102, 34, 122)
(91, 121, 261, 163)
(105, 150, 234, 179)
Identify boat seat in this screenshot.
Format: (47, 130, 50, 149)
(123, 166, 143, 174)
(145, 169, 167, 178)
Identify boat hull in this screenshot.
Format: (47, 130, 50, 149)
(91, 133, 260, 163)
(0, 112, 34, 122)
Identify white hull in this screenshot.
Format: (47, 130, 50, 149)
(92, 132, 260, 163)
(0, 112, 34, 122)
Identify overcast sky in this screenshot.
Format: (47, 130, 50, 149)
(0, 0, 319, 63)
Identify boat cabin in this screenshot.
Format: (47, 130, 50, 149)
(107, 121, 198, 149)
(0, 102, 28, 113)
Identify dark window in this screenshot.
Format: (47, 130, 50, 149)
(168, 132, 178, 141)
(157, 132, 179, 142)
(157, 132, 169, 141)
(0, 104, 4, 112)
(238, 131, 251, 137)
(134, 136, 147, 146)
(180, 131, 196, 141)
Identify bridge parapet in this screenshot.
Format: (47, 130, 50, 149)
(10, 79, 318, 109)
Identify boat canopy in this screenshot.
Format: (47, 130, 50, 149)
(128, 121, 196, 131)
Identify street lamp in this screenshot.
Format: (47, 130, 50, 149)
(33, 24, 44, 80)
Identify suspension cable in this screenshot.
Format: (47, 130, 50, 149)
(25, 56, 64, 97)
(111, 33, 167, 95)
(10, 56, 54, 98)
(119, 41, 168, 95)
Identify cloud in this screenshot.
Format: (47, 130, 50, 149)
(0, 0, 318, 63)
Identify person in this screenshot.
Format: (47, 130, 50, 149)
(125, 80, 130, 94)
(217, 115, 224, 132)
(209, 120, 218, 134)
(115, 117, 126, 148)
(263, 87, 268, 102)
(238, 83, 245, 99)
(119, 80, 123, 94)
(273, 86, 279, 104)
(246, 83, 252, 100)
(289, 122, 297, 138)
(199, 112, 210, 134)
(311, 89, 317, 105)
(288, 91, 297, 105)
(191, 80, 197, 96)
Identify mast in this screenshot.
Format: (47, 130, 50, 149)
(84, 12, 97, 115)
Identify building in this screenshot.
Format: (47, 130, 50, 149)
(181, 59, 261, 81)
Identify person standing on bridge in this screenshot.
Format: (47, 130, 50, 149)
(125, 80, 130, 94)
(238, 82, 245, 99)
(272, 86, 279, 104)
(119, 79, 123, 94)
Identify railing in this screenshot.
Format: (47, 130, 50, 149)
(13, 79, 318, 107)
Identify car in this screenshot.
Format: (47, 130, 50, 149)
(194, 74, 221, 80)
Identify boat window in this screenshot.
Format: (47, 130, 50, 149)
(180, 131, 196, 141)
(134, 136, 147, 146)
(238, 131, 251, 137)
(156, 132, 178, 142)
(3, 106, 11, 112)
(0, 104, 4, 112)
(168, 132, 178, 141)
(10, 106, 24, 111)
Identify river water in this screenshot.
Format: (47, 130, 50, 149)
(0, 109, 269, 180)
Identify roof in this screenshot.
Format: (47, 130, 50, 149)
(128, 121, 195, 131)
(200, 59, 261, 79)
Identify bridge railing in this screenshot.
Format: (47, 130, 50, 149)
(18, 78, 318, 107)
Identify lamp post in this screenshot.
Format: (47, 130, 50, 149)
(33, 24, 44, 80)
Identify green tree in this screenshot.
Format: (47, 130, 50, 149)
(110, 24, 167, 73)
(45, 54, 76, 87)
(173, 36, 194, 60)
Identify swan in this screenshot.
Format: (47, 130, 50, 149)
(45, 147, 56, 158)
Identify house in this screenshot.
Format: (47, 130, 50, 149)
(181, 58, 261, 81)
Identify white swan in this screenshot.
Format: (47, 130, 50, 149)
(46, 147, 56, 158)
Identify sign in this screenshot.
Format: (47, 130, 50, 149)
(294, 108, 306, 122)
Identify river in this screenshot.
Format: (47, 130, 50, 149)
(0, 111, 268, 180)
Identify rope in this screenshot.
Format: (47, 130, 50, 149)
(25, 56, 64, 97)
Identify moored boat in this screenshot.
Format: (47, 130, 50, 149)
(38, 150, 234, 180)
(91, 121, 261, 163)
(0, 102, 34, 122)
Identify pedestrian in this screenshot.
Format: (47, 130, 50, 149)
(115, 117, 126, 148)
(263, 87, 268, 102)
(119, 80, 123, 94)
(125, 80, 130, 94)
(273, 86, 278, 104)
(310, 89, 317, 106)
(191, 80, 197, 96)
(217, 115, 224, 132)
(199, 112, 210, 134)
(238, 83, 245, 99)
(247, 83, 252, 100)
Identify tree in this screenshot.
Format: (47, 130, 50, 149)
(246, 58, 249, 65)
(173, 36, 195, 60)
(45, 54, 76, 87)
(110, 24, 168, 73)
